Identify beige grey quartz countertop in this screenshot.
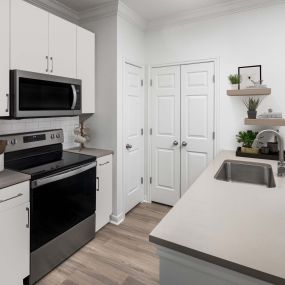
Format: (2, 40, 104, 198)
(150, 151, 285, 285)
(0, 169, 31, 190)
(66, 147, 114, 158)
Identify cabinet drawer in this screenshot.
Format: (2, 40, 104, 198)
(97, 155, 112, 167)
(0, 181, 29, 213)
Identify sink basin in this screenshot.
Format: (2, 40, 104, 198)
(215, 160, 276, 188)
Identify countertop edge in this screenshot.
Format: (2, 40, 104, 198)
(149, 235, 284, 285)
(66, 148, 114, 158)
(0, 170, 31, 190)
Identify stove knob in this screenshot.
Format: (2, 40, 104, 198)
(10, 139, 17, 145)
(51, 134, 55, 139)
(56, 133, 60, 139)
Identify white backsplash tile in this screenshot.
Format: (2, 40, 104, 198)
(0, 117, 79, 149)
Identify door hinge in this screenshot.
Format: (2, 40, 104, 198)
(213, 131, 216, 140)
(141, 128, 144, 135)
(150, 79, 153, 87)
(150, 177, 152, 184)
(141, 80, 144, 87)
(213, 75, 215, 83)
(141, 177, 144, 184)
(150, 128, 153, 135)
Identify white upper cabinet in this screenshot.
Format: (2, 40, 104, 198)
(10, 0, 49, 74)
(77, 27, 95, 114)
(0, 0, 10, 117)
(49, 14, 77, 78)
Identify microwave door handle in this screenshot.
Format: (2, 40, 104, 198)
(31, 161, 97, 189)
(71, 85, 77, 110)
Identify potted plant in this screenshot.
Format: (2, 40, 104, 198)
(236, 130, 259, 154)
(243, 97, 261, 119)
(228, 74, 241, 90)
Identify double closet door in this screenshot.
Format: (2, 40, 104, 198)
(151, 62, 215, 206)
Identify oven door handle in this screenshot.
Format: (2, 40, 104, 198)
(71, 85, 77, 110)
(31, 161, 97, 189)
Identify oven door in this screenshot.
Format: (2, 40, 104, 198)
(30, 161, 96, 252)
(10, 70, 81, 118)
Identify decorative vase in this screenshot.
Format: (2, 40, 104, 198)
(247, 110, 257, 119)
(241, 147, 259, 154)
(231, 84, 239, 90)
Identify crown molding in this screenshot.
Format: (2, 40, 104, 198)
(78, 0, 119, 25)
(24, 0, 79, 23)
(117, 2, 147, 31)
(146, 0, 285, 31)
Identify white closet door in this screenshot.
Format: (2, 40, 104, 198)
(49, 14, 76, 78)
(151, 66, 181, 206)
(124, 63, 144, 213)
(181, 62, 215, 196)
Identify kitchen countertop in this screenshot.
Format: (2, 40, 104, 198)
(66, 147, 114, 158)
(0, 169, 31, 190)
(150, 151, 285, 284)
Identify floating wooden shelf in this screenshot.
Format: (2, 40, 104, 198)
(244, 118, 285, 126)
(227, 88, 271, 96)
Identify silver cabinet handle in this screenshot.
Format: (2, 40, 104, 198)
(46, 56, 49, 72)
(173, 140, 179, 146)
(0, 193, 23, 204)
(182, 141, 188, 147)
(50, 57, 54, 73)
(126, 144, 132, 149)
(5, 94, 9, 113)
(99, 161, 110, 166)
(26, 207, 30, 228)
(71, 85, 77, 110)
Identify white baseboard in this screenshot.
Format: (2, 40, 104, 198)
(110, 212, 125, 225)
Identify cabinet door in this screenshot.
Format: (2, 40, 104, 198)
(0, 0, 10, 117)
(49, 14, 77, 78)
(0, 202, 30, 285)
(96, 155, 113, 232)
(77, 27, 95, 114)
(10, 0, 49, 73)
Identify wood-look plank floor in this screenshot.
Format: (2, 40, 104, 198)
(36, 203, 170, 285)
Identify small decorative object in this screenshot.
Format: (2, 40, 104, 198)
(258, 108, 282, 119)
(74, 120, 90, 150)
(260, 146, 270, 154)
(236, 130, 259, 154)
(228, 74, 241, 90)
(238, 65, 262, 89)
(243, 97, 262, 119)
(268, 142, 279, 153)
(0, 140, 7, 172)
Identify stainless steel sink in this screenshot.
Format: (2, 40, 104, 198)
(215, 160, 276, 188)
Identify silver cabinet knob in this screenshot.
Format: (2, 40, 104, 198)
(182, 141, 188, 147)
(173, 140, 179, 146)
(126, 144, 133, 149)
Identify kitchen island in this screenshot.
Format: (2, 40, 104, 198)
(150, 151, 285, 285)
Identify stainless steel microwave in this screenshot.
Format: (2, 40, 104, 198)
(10, 70, 82, 118)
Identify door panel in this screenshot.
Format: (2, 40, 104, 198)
(124, 64, 144, 213)
(151, 66, 180, 206)
(181, 62, 215, 196)
(11, 0, 49, 73)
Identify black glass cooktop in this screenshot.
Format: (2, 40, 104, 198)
(5, 145, 96, 180)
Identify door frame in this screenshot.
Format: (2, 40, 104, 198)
(146, 57, 220, 203)
(122, 59, 146, 215)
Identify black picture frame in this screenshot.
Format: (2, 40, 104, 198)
(238, 65, 262, 90)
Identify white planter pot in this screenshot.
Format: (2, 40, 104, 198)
(231, 84, 239, 90)
(0, 154, 4, 172)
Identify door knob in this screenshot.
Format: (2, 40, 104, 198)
(173, 140, 179, 146)
(182, 141, 188, 147)
(126, 144, 133, 149)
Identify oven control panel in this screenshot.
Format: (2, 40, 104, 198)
(0, 129, 64, 153)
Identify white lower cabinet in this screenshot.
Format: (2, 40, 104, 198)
(0, 181, 30, 285)
(96, 155, 113, 232)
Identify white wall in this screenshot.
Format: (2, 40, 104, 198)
(145, 3, 285, 150)
(0, 117, 79, 149)
(117, 15, 145, 218)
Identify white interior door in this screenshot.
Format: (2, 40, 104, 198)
(124, 63, 144, 213)
(181, 62, 215, 196)
(151, 66, 181, 206)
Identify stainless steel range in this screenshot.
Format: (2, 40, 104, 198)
(1, 129, 96, 284)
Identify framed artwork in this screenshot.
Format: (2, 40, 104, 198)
(238, 65, 262, 89)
